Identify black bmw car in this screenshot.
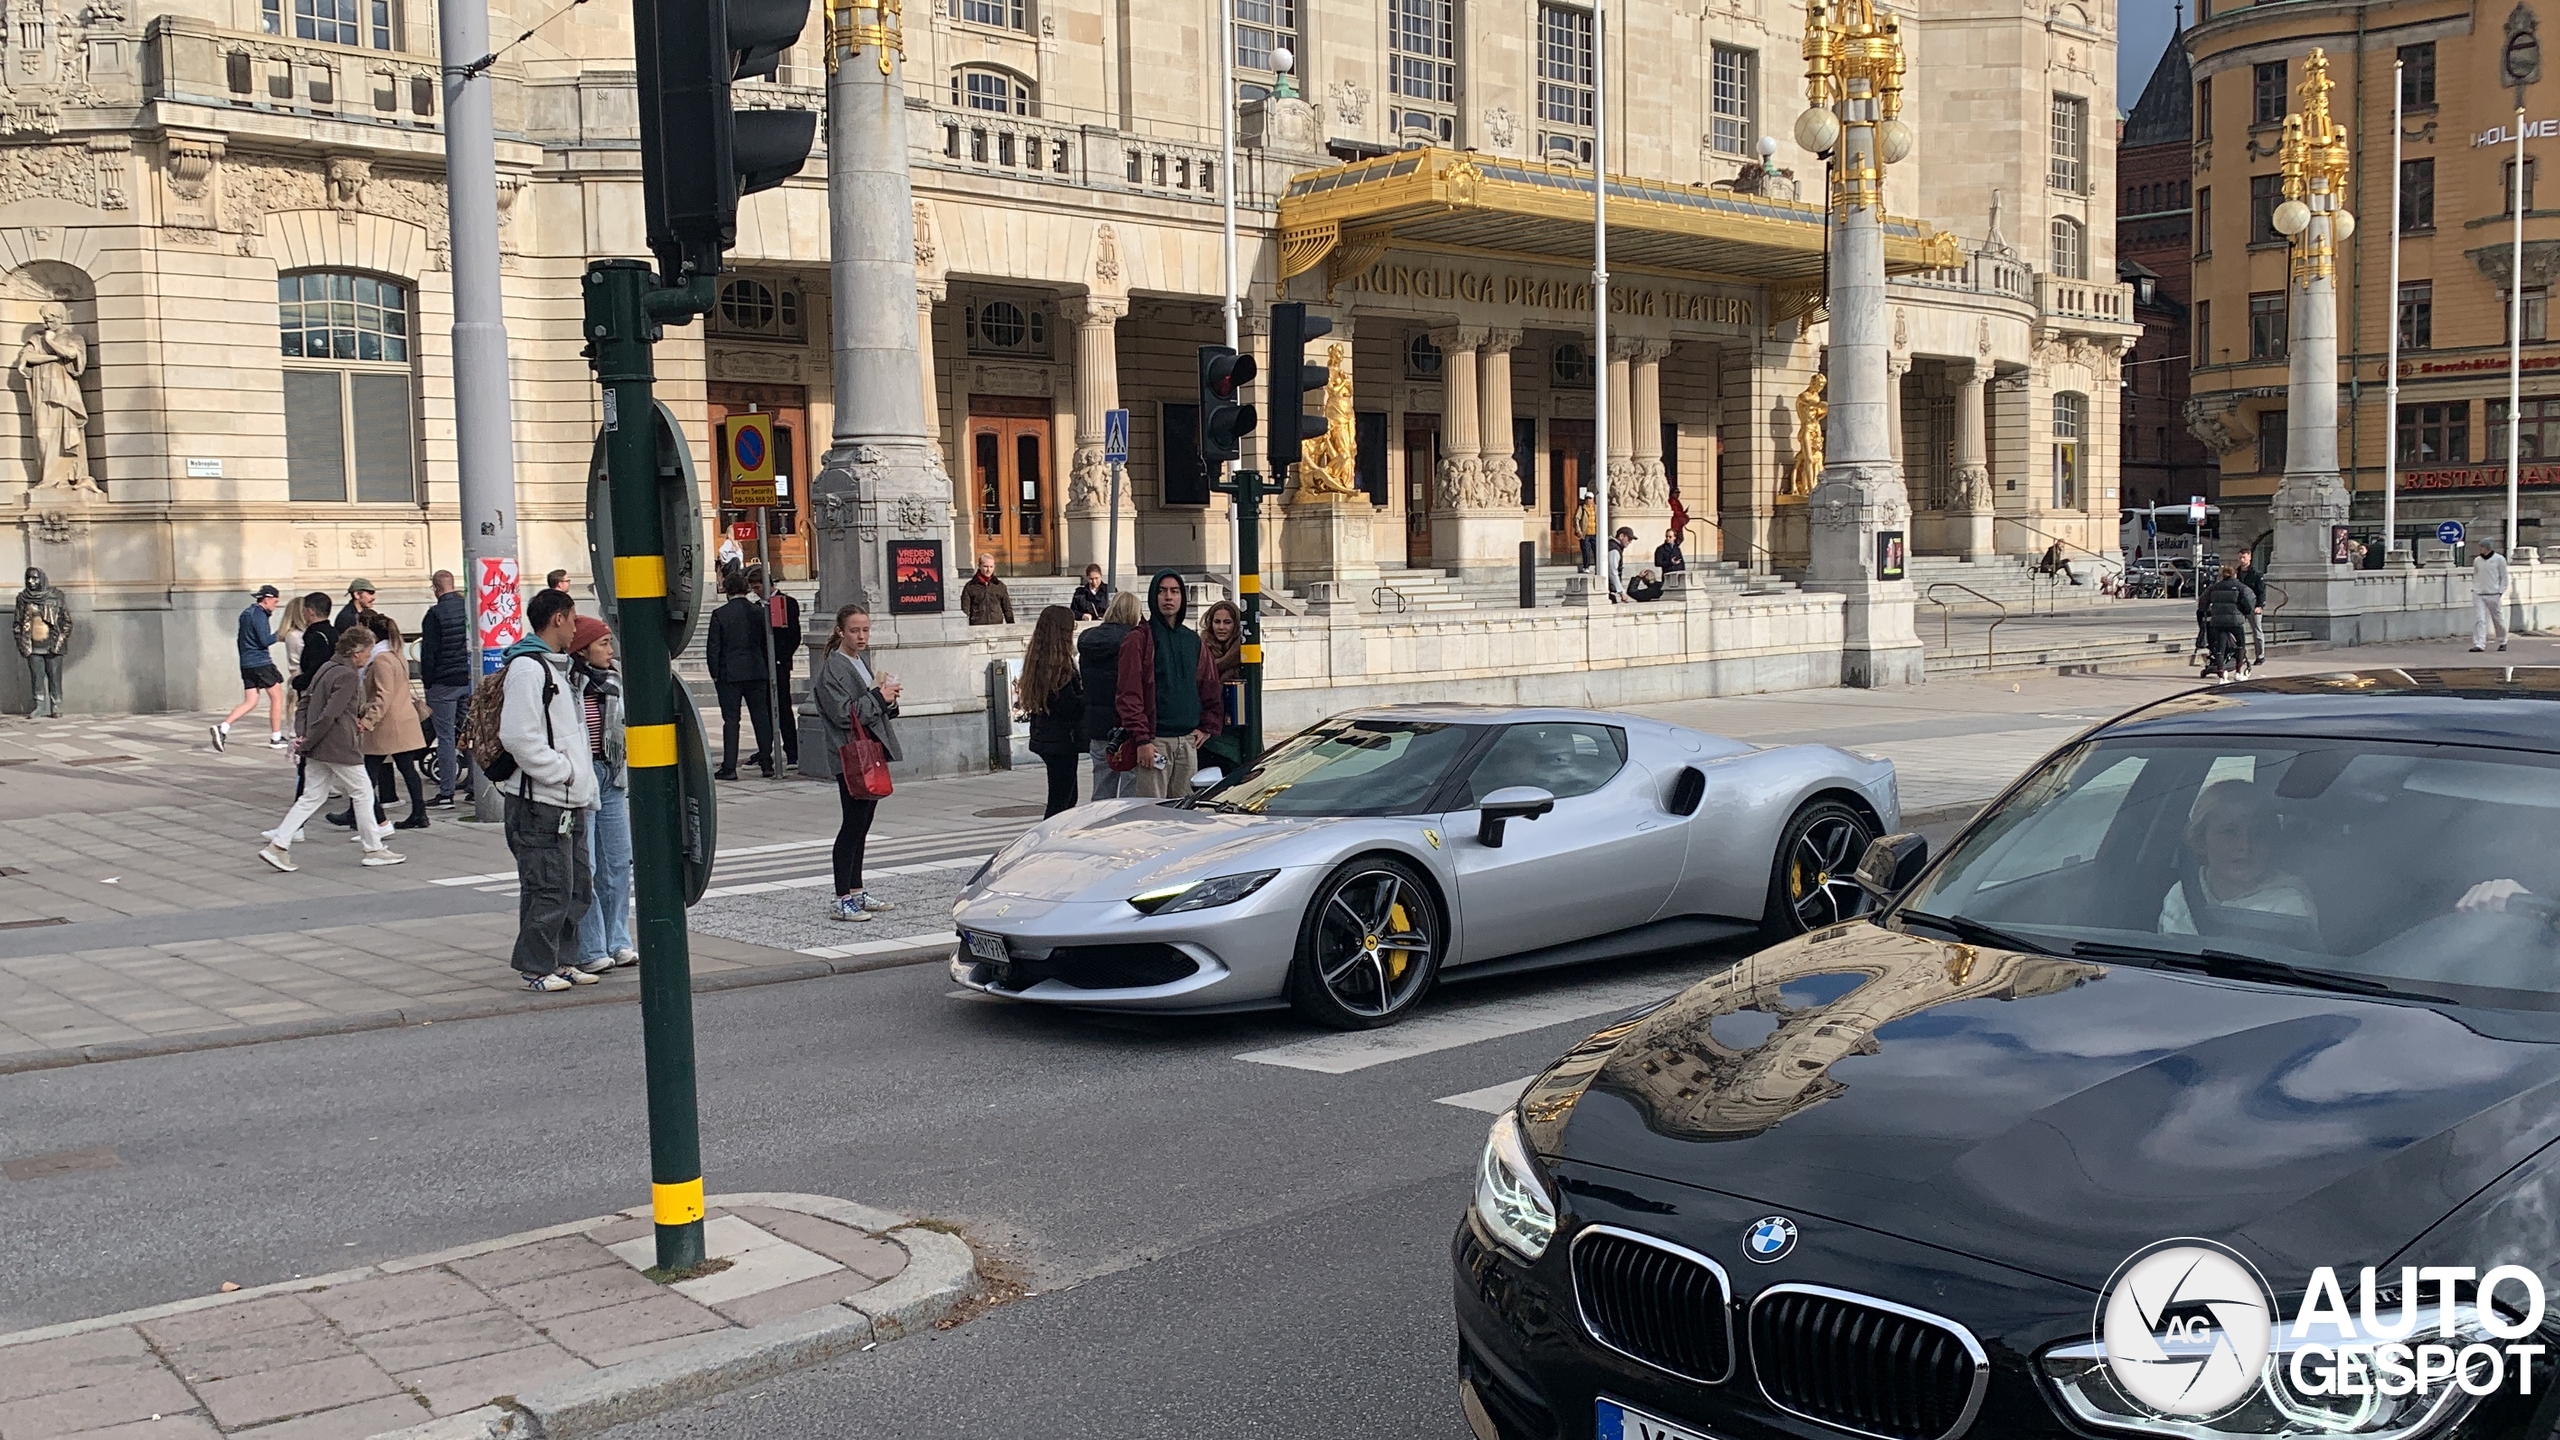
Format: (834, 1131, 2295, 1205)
(1455, 670, 2560, 1440)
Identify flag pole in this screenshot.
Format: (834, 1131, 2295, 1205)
(2510, 106, 2527, 556)
(2382, 61, 2403, 558)
(1591, 0, 1610, 592)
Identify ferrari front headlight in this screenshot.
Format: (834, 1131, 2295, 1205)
(1127, 869, 1278, 915)
(1471, 1111, 1557, 1262)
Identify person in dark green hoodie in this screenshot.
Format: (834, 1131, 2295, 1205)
(1112, 569, 1225, 798)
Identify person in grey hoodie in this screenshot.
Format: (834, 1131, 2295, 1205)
(259, 626, 403, 871)
(499, 588, 601, 992)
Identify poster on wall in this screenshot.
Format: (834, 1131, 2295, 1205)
(2330, 525, 2355, 565)
(888, 540, 946, 616)
(475, 556, 524, 673)
(1876, 530, 1907, 582)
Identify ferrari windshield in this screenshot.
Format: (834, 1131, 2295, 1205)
(1892, 734, 2560, 1005)
(1204, 719, 1479, 817)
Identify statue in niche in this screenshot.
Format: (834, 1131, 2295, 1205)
(16, 306, 94, 492)
(14, 566, 69, 716)
(1785, 373, 1828, 497)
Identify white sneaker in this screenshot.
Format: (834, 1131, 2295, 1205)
(577, 956, 616, 975)
(267, 734, 289, 750)
(612, 947, 640, 968)
(360, 848, 407, 867)
(209, 723, 228, 752)
(258, 844, 297, 873)
(525, 971, 573, 993)
(564, 966, 600, 985)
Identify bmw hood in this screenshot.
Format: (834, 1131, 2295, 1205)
(1528, 923, 2560, 1293)
(969, 800, 1319, 905)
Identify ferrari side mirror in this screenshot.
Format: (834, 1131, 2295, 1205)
(1189, 767, 1224, 792)
(1477, 786, 1556, 848)
(1855, 833, 1930, 902)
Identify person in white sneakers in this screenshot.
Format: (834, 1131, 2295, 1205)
(499, 588, 602, 993)
(212, 585, 289, 751)
(259, 626, 404, 871)
(2473, 541, 2511, 653)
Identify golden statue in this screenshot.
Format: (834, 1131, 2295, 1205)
(1785, 373, 1827, 497)
(1294, 343, 1363, 500)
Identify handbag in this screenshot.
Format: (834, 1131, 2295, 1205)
(841, 717, 893, 798)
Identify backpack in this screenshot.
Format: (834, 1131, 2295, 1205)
(459, 653, 555, 784)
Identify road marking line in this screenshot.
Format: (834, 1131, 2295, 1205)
(1235, 974, 1685, 1074)
(1437, 1076, 1536, 1114)
(797, 930, 958, 959)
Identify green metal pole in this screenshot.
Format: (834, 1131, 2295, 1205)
(1233, 469, 1263, 764)
(583, 259, 713, 1274)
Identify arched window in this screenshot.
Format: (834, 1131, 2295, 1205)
(951, 66, 1032, 116)
(278, 271, 416, 504)
(2051, 391, 2086, 509)
(2050, 216, 2087, 280)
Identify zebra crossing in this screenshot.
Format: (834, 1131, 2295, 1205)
(430, 817, 1033, 899)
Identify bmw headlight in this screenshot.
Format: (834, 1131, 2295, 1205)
(1127, 869, 1278, 915)
(2040, 1296, 2513, 1439)
(1471, 1111, 1557, 1262)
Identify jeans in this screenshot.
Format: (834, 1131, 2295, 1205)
(24, 654, 59, 717)
(1578, 536, 1598, 572)
(1088, 739, 1129, 801)
(714, 677, 774, 772)
(426, 682, 474, 796)
(835, 787, 878, 896)
(1040, 750, 1079, 817)
(577, 763, 633, 963)
(2244, 611, 2266, 662)
(275, 762, 387, 853)
(506, 797, 593, 978)
(2476, 594, 2511, 649)
(1127, 733, 1198, 798)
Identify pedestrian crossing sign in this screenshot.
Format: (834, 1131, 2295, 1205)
(721, 413, 777, 508)
(1103, 408, 1130, 465)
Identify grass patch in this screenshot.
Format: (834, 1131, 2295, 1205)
(642, 1256, 735, 1285)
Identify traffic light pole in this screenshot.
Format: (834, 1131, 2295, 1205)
(584, 258, 718, 1274)
(1211, 467, 1265, 764)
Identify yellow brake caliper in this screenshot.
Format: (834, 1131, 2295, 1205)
(1383, 903, 1416, 980)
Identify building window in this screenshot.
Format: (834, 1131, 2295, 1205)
(2489, 397, 2560, 460)
(2195, 299, 2212, 364)
(2051, 392, 2084, 508)
(2249, 291, 2287, 361)
(2194, 186, 2211, 255)
(2503, 157, 2539, 215)
(2249, 174, 2284, 244)
(1233, 0, 1298, 79)
(948, 0, 1024, 27)
(951, 66, 1031, 115)
(1406, 332, 1444, 378)
(1538, 5, 1595, 132)
(709, 276, 806, 342)
(2503, 286, 2550, 344)
(2399, 42, 2436, 108)
(2399, 158, 2434, 232)
(2397, 402, 2467, 466)
(2259, 409, 2287, 474)
(964, 298, 1048, 356)
(2049, 95, 2088, 194)
(1386, 0, 1456, 143)
(2397, 280, 2432, 350)
(1710, 45, 1757, 156)
(278, 272, 415, 504)
(2253, 60, 2287, 125)
(2195, 75, 2213, 142)
(2050, 216, 2087, 280)
(1550, 341, 1594, 388)
(286, 0, 399, 48)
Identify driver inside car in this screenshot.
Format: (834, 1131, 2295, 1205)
(2159, 779, 2320, 936)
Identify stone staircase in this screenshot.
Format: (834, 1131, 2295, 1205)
(1907, 554, 2116, 613)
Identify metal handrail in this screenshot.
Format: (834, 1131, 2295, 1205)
(1371, 585, 1410, 613)
(1925, 582, 2010, 667)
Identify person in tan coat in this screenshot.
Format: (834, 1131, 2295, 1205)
(356, 611, 432, 831)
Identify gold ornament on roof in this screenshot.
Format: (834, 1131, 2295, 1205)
(1295, 344, 1364, 501)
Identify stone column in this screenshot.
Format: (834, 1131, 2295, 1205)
(1618, 339, 1674, 552)
(1430, 325, 1508, 573)
(1480, 328, 1524, 561)
(1604, 339, 1638, 523)
(1952, 360, 1996, 560)
(1060, 293, 1131, 580)
(1884, 353, 1909, 468)
(919, 281, 956, 559)
(2267, 162, 2356, 636)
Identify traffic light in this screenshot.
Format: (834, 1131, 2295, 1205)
(633, 0, 819, 283)
(1197, 345, 1258, 466)
(1266, 302, 1333, 474)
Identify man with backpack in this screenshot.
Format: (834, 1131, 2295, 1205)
(477, 587, 601, 992)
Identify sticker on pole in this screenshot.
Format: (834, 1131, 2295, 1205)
(475, 557, 524, 676)
(721, 413, 777, 508)
(1103, 408, 1130, 466)
(2439, 520, 2466, 547)
(2188, 495, 2207, 526)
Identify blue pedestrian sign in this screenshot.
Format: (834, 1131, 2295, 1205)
(1102, 408, 1130, 466)
(2439, 521, 2466, 547)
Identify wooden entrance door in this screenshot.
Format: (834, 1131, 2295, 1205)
(1549, 419, 1594, 562)
(1403, 415, 1439, 567)
(966, 397, 1055, 573)
(707, 383, 809, 578)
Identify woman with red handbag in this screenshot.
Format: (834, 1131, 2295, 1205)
(811, 604, 902, 923)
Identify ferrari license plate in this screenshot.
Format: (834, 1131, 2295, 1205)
(1595, 1398, 1721, 1440)
(963, 930, 1008, 963)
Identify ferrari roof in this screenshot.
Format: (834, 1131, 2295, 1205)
(2101, 669, 2560, 750)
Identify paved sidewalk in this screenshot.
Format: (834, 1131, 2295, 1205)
(0, 1193, 975, 1440)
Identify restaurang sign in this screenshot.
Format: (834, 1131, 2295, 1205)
(2402, 463, 2560, 491)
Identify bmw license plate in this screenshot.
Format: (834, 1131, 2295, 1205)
(963, 930, 1008, 963)
(1596, 1398, 1720, 1440)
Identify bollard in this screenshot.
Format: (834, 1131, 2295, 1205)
(1519, 541, 1537, 609)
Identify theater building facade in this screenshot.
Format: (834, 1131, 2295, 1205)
(0, 0, 2124, 712)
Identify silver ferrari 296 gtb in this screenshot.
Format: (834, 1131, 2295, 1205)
(948, 704, 1899, 1028)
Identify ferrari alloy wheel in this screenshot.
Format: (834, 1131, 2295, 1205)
(1287, 856, 1444, 1029)
(1764, 798, 1877, 936)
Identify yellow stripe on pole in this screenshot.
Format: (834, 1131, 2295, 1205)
(652, 1177, 705, 1226)
(615, 555, 668, 599)
(1239, 574, 1261, 594)
(1241, 644, 1263, 664)
(626, 723, 678, 769)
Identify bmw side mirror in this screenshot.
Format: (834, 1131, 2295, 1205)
(1477, 786, 1556, 848)
(1854, 833, 1930, 902)
(1189, 767, 1224, 792)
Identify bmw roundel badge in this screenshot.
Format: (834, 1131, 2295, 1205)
(1744, 1215, 1799, 1264)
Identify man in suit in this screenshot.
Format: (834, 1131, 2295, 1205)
(705, 570, 775, 779)
(749, 565, 802, 771)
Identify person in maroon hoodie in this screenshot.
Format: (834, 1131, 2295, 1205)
(1114, 570, 1224, 799)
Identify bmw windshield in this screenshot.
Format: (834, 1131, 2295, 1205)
(1890, 734, 2560, 1007)
(1200, 719, 1480, 817)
